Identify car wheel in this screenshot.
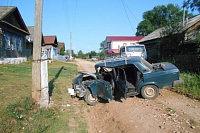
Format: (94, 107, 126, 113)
(141, 85, 159, 99)
(84, 90, 97, 106)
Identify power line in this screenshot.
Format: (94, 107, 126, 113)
(121, 0, 135, 34)
(123, 0, 139, 23)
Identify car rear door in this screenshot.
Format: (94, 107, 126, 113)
(116, 68, 128, 99)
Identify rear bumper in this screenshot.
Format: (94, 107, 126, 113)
(173, 78, 183, 86)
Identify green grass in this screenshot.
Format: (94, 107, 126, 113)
(174, 72, 200, 99)
(0, 61, 87, 133)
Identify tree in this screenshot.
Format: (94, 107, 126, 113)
(77, 50, 86, 59)
(186, 0, 200, 12)
(60, 47, 65, 55)
(99, 41, 104, 50)
(99, 41, 105, 58)
(136, 4, 183, 36)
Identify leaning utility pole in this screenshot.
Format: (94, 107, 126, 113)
(32, 0, 43, 103)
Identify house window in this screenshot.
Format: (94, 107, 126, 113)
(130, 43, 135, 45)
(123, 43, 127, 46)
(12, 36, 17, 50)
(5, 34, 11, 50)
(107, 42, 111, 49)
(17, 37, 22, 51)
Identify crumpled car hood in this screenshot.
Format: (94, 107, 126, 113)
(72, 72, 96, 84)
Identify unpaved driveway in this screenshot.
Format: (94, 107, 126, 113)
(75, 59, 200, 133)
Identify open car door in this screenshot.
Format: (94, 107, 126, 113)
(116, 68, 128, 99)
(95, 79, 113, 101)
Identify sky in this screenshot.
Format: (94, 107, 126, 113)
(0, 0, 198, 54)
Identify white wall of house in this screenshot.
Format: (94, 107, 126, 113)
(104, 38, 139, 52)
(111, 41, 139, 50)
(42, 45, 57, 59)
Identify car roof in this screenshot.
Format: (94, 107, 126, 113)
(95, 56, 142, 68)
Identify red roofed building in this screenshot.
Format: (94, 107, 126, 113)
(104, 36, 144, 57)
(42, 35, 58, 59)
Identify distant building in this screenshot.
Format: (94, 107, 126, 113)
(104, 36, 144, 57)
(0, 6, 30, 64)
(42, 36, 58, 59)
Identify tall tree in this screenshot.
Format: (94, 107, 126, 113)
(136, 4, 183, 36)
(186, 0, 200, 12)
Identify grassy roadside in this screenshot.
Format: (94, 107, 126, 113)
(173, 72, 200, 100)
(0, 61, 87, 133)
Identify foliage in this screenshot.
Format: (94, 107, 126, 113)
(195, 26, 200, 57)
(87, 50, 97, 58)
(99, 41, 104, 50)
(186, 0, 200, 12)
(60, 47, 65, 55)
(136, 4, 184, 36)
(174, 72, 200, 99)
(77, 50, 87, 59)
(159, 24, 185, 59)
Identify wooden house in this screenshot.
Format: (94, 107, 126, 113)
(139, 14, 200, 61)
(0, 6, 29, 64)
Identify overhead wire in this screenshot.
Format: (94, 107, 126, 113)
(121, 0, 135, 34)
(123, 0, 139, 23)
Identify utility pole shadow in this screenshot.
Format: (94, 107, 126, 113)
(49, 66, 64, 96)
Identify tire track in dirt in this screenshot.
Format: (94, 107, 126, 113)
(75, 59, 200, 133)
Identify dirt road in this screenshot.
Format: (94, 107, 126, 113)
(75, 59, 200, 133)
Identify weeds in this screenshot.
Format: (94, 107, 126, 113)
(174, 72, 200, 99)
(166, 107, 176, 114)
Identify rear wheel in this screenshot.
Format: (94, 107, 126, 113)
(84, 90, 97, 106)
(141, 85, 159, 99)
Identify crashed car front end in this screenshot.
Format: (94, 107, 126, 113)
(71, 72, 96, 98)
(69, 72, 113, 105)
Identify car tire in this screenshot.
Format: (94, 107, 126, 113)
(84, 90, 97, 106)
(141, 85, 159, 99)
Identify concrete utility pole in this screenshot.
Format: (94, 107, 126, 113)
(32, 0, 49, 108)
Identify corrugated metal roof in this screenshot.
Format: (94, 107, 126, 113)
(107, 36, 144, 41)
